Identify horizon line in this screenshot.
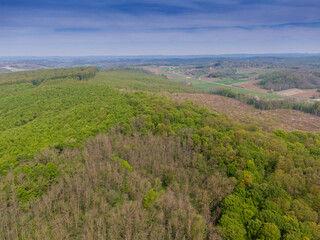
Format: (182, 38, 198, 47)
(1, 53, 320, 58)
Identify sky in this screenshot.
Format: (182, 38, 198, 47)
(1, 0, 320, 56)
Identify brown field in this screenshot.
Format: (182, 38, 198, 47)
(165, 73, 181, 79)
(202, 77, 221, 82)
(292, 89, 320, 99)
(140, 66, 183, 79)
(140, 66, 162, 75)
(3, 66, 29, 72)
(236, 67, 266, 74)
(275, 88, 304, 96)
(168, 93, 320, 132)
(232, 79, 269, 93)
(275, 88, 320, 99)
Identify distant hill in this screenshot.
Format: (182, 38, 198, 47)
(258, 70, 320, 91)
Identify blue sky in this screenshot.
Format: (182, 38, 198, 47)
(1, 0, 320, 56)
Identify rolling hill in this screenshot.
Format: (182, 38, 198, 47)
(1, 67, 320, 240)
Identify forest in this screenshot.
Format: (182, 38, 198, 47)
(258, 70, 320, 91)
(1, 67, 320, 239)
(0, 67, 98, 86)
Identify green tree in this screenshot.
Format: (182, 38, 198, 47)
(259, 223, 281, 240)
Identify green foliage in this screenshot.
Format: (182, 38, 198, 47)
(142, 188, 157, 209)
(207, 71, 229, 78)
(247, 218, 262, 239)
(112, 155, 134, 172)
(191, 215, 208, 240)
(292, 199, 318, 222)
(219, 212, 247, 240)
(0, 69, 205, 175)
(227, 161, 238, 177)
(119, 159, 134, 172)
(259, 223, 281, 240)
(161, 170, 175, 187)
(14, 162, 59, 203)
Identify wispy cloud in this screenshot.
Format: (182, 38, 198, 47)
(0, 0, 320, 55)
(153, 21, 320, 32)
(55, 27, 101, 33)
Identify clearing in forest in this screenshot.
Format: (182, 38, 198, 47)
(169, 93, 320, 132)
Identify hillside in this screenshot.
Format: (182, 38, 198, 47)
(1, 67, 320, 239)
(259, 70, 320, 91)
(0, 68, 195, 173)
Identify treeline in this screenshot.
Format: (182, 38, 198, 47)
(259, 70, 320, 91)
(0, 66, 98, 86)
(210, 88, 320, 116)
(207, 70, 235, 78)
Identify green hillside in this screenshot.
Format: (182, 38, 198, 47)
(93, 69, 197, 92)
(1, 67, 320, 240)
(0, 68, 195, 173)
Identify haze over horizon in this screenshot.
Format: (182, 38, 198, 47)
(1, 0, 320, 56)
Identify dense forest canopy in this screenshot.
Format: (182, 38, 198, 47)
(0, 66, 98, 86)
(1, 67, 320, 239)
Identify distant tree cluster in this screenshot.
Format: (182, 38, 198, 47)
(259, 70, 320, 91)
(207, 70, 235, 78)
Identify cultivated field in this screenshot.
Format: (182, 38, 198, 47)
(142, 65, 284, 99)
(231, 79, 269, 92)
(141, 62, 320, 103)
(274, 88, 320, 99)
